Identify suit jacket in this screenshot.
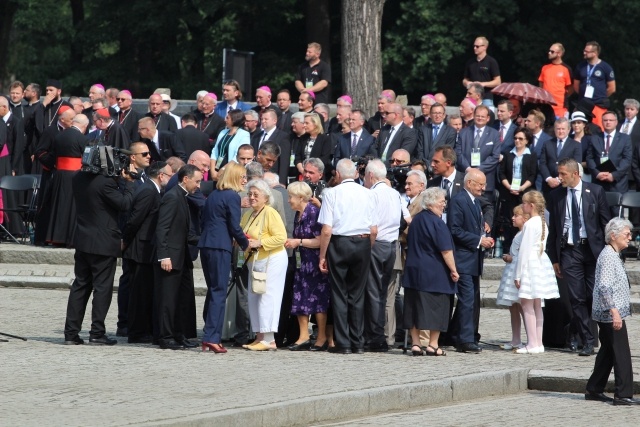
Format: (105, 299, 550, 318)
(260, 128, 292, 185)
(198, 189, 249, 252)
(416, 123, 457, 163)
(214, 100, 252, 118)
(454, 126, 501, 192)
(447, 190, 485, 276)
(428, 173, 494, 226)
(145, 112, 178, 133)
(155, 184, 199, 269)
(586, 132, 633, 193)
(624, 121, 640, 185)
(4, 113, 26, 173)
(546, 181, 610, 264)
(252, 103, 283, 121)
(376, 123, 417, 166)
(116, 108, 141, 144)
(532, 131, 552, 159)
(123, 180, 161, 264)
(195, 111, 225, 148)
(166, 173, 205, 261)
(498, 151, 538, 200)
(494, 122, 518, 154)
(176, 125, 210, 159)
(72, 173, 135, 257)
(98, 121, 130, 149)
(277, 110, 293, 134)
(295, 132, 333, 180)
(539, 137, 582, 193)
(145, 130, 186, 162)
(334, 129, 377, 164)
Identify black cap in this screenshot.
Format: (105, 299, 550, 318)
(46, 79, 62, 89)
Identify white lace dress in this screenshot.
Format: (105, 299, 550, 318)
(514, 216, 559, 300)
(496, 231, 522, 306)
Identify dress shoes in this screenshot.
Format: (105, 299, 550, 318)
(456, 342, 482, 353)
(584, 392, 613, 403)
(579, 344, 595, 356)
(176, 338, 198, 348)
(327, 346, 352, 354)
(515, 346, 544, 354)
(288, 340, 312, 351)
(158, 339, 185, 350)
(613, 397, 640, 406)
(128, 335, 153, 344)
(116, 328, 128, 337)
(247, 342, 277, 351)
(202, 342, 227, 353)
(64, 336, 85, 345)
(366, 342, 389, 353)
(309, 342, 328, 352)
(88, 335, 117, 346)
(351, 347, 365, 354)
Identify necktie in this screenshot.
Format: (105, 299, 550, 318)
(570, 188, 580, 244)
(557, 139, 563, 156)
(261, 131, 267, 143)
(228, 105, 232, 113)
(442, 178, 451, 201)
(605, 134, 611, 153)
(152, 115, 159, 125)
(474, 198, 482, 225)
(381, 128, 395, 161)
(499, 125, 505, 142)
(432, 125, 439, 140)
(351, 133, 358, 155)
(473, 129, 481, 149)
(622, 121, 631, 134)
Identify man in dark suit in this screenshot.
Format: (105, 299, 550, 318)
(547, 158, 610, 356)
(244, 110, 262, 153)
(454, 105, 501, 201)
(258, 109, 291, 185)
(587, 111, 632, 210)
(539, 117, 582, 197)
(276, 89, 294, 134)
(416, 103, 456, 165)
(93, 108, 130, 149)
(621, 99, 640, 224)
(155, 164, 203, 350)
(145, 94, 177, 133)
(376, 102, 417, 167)
(63, 161, 136, 345)
(137, 117, 186, 162)
(122, 161, 172, 343)
(0, 96, 25, 176)
(447, 169, 494, 353)
(115, 90, 141, 144)
(494, 100, 518, 155)
(195, 93, 225, 148)
(334, 109, 377, 165)
(176, 113, 210, 159)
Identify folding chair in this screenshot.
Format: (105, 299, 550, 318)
(605, 191, 622, 218)
(0, 175, 38, 244)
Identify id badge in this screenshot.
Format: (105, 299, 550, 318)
(237, 250, 245, 268)
(305, 79, 314, 89)
(600, 153, 609, 164)
(441, 212, 447, 224)
(295, 250, 302, 269)
(584, 85, 594, 99)
(216, 156, 225, 167)
(290, 153, 295, 167)
(511, 178, 521, 191)
(471, 149, 481, 167)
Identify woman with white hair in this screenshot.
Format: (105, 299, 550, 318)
(240, 179, 287, 351)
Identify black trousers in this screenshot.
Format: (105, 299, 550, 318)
(127, 260, 154, 339)
(327, 235, 372, 349)
(365, 240, 396, 345)
(586, 321, 634, 398)
(117, 258, 130, 331)
(560, 243, 596, 346)
(275, 256, 300, 347)
(154, 260, 196, 341)
(448, 273, 481, 344)
(64, 251, 117, 339)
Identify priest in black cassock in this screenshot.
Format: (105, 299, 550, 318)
(194, 93, 224, 148)
(22, 83, 44, 174)
(115, 90, 141, 143)
(42, 79, 72, 131)
(92, 108, 130, 149)
(145, 94, 177, 133)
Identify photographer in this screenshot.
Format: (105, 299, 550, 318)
(63, 153, 137, 346)
(302, 157, 326, 208)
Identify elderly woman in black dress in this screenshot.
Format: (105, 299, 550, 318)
(403, 187, 459, 356)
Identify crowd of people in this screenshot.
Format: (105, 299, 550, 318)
(1, 37, 639, 404)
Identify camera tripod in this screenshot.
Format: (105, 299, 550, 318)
(0, 331, 27, 342)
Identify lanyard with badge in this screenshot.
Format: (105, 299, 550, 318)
(584, 64, 596, 99)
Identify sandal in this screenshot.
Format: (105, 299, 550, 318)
(425, 345, 446, 356)
(410, 345, 424, 356)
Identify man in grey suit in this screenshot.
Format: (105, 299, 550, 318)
(415, 103, 456, 164)
(539, 118, 582, 197)
(454, 105, 501, 201)
(334, 109, 377, 164)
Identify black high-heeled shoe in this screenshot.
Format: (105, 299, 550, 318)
(309, 341, 328, 351)
(411, 345, 424, 356)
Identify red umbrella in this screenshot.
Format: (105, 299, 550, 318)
(491, 82, 557, 105)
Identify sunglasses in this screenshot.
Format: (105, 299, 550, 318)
(116, 97, 129, 101)
(135, 152, 151, 157)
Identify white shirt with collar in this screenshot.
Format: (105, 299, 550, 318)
(381, 122, 402, 161)
(152, 130, 160, 151)
(2, 110, 11, 123)
(151, 178, 161, 193)
(565, 180, 587, 243)
(262, 127, 275, 142)
(370, 181, 401, 242)
(622, 116, 637, 134)
(318, 179, 375, 236)
(603, 129, 617, 148)
(533, 130, 543, 148)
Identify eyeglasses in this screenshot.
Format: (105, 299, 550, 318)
(390, 158, 407, 165)
(382, 111, 395, 116)
(514, 137, 526, 141)
(135, 152, 151, 157)
(116, 98, 129, 101)
(473, 45, 485, 48)
(548, 50, 558, 54)
(470, 179, 487, 188)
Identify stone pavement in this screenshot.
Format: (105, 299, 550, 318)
(1, 286, 640, 426)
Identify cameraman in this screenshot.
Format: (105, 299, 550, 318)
(63, 159, 137, 345)
(303, 157, 326, 208)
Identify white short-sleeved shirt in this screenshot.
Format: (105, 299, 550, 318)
(318, 179, 375, 235)
(371, 181, 401, 242)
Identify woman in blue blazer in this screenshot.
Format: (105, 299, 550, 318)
(198, 162, 249, 353)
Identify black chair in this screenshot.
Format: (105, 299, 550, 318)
(0, 175, 38, 244)
(605, 191, 622, 218)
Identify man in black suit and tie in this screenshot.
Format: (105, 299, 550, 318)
(547, 158, 610, 356)
(495, 100, 518, 155)
(257, 109, 291, 185)
(454, 105, 501, 202)
(176, 113, 210, 159)
(122, 161, 173, 343)
(622, 99, 640, 185)
(155, 164, 203, 350)
(447, 169, 494, 353)
(145, 94, 178, 133)
(586, 111, 632, 216)
(137, 117, 186, 162)
(539, 117, 582, 198)
(526, 110, 553, 190)
(416, 103, 456, 165)
(377, 103, 417, 167)
(276, 89, 293, 134)
(63, 160, 137, 345)
(334, 109, 377, 164)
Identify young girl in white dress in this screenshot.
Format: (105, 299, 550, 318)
(515, 190, 560, 354)
(496, 204, 529, 350)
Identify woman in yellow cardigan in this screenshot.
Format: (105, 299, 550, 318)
(241, 179, 288, 351)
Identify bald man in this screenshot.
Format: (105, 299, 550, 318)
(376, 103, 417, 166)
(144, 94, 178, 133)
(137, 117, 186, 162)
(194, 93, 225, 148)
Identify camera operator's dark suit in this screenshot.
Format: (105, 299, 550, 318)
(155, 183, 200, 347)
(64, 172, 134, 342)
(144, 130, 187, 163)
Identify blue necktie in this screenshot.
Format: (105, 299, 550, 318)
(432, 125, 439, 140)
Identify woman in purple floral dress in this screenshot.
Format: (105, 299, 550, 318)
(284, 181, 331, 351)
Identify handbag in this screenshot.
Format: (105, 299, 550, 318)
(244, 208, 269, 294)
